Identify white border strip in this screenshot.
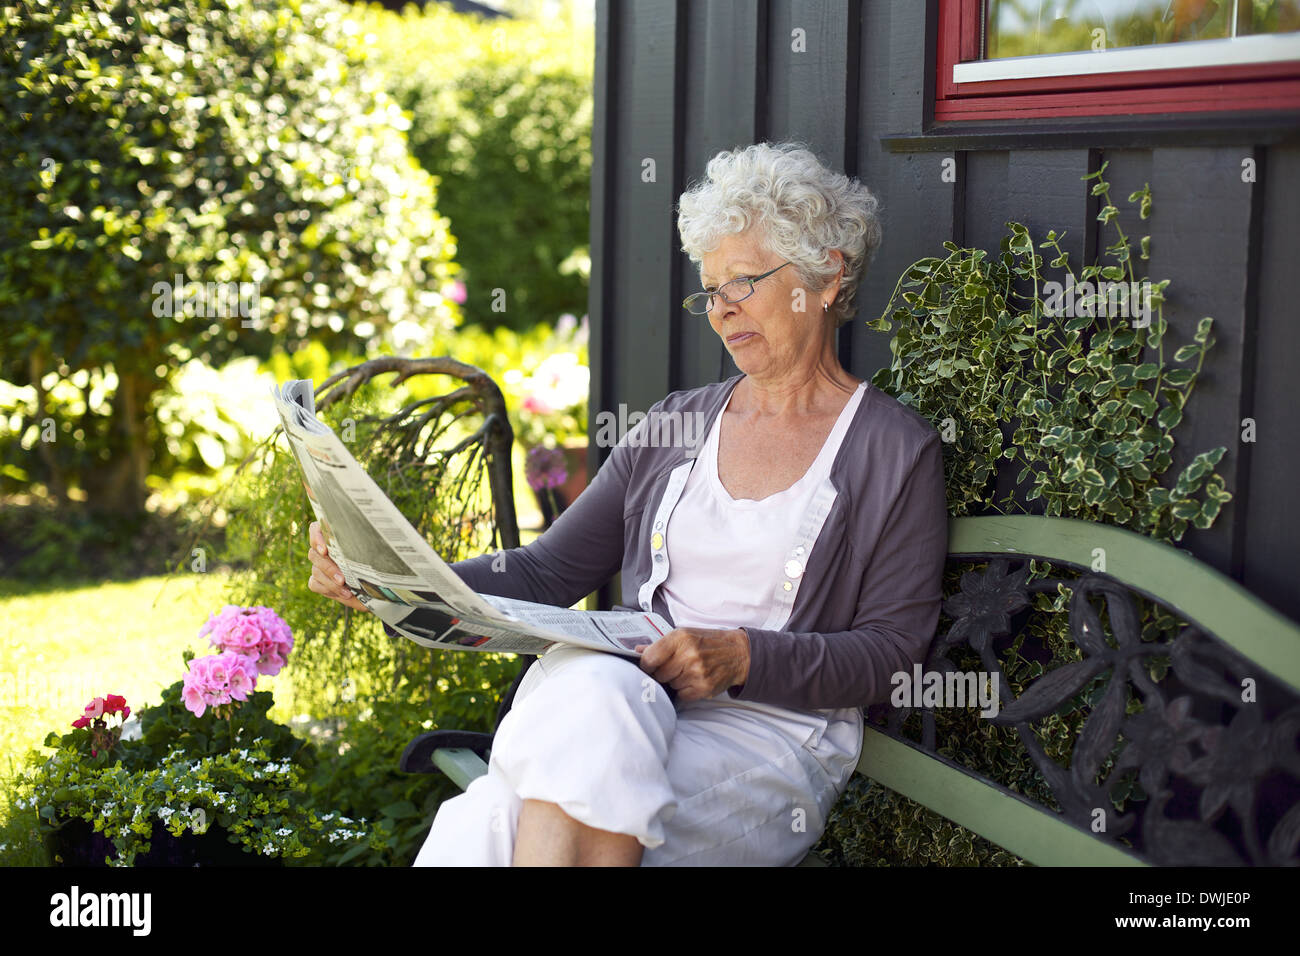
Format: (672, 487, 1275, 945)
(953, 32, 1300, 84)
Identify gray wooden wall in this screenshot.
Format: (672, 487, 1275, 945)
(586, 0, 1300, 622)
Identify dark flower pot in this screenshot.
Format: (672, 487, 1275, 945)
(532, 441, 589, 529)
(46, 815, 282, 867)
(557, 439, 589, 507)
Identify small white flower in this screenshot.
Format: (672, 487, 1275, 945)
(275, 827, 292, 837)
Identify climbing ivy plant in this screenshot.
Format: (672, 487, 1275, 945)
(818, 166, 1235, 867)
(866, 162, 1231, 542)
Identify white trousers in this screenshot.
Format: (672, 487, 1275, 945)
(412, 645, 864, 866)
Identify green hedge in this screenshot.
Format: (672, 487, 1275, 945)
(355, 1, 593, 332)
(0, 0, 460, 514)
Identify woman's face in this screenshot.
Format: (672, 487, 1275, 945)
(698, 230, 834, 381)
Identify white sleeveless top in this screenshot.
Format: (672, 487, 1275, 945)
(661, 382, 866, 633)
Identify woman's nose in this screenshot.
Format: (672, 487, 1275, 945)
(713, 295, 740, 320)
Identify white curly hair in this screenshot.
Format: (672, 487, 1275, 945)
(675, 141, 883, 329)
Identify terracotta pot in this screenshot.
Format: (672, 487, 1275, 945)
(557, 438, 589, 507)
(532, 440, 589, 529)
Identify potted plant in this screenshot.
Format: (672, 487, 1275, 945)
(525, 445, 570, 526)
(26, 605, 371, 866)
(506, 315, 591, 524)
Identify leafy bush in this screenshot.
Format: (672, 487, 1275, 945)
(296, 690, 465, 866)
(214, 378, 519, 861)
(816, 170, 1229, 867)
(0, 497, 212, 583)
(866, 166, 1228, 538)
(355, 1, 593, 332)
(0, 0, 461, 514)
(25, 741, 359, 866)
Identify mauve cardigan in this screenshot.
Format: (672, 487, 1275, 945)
(388, 373, 949, 712)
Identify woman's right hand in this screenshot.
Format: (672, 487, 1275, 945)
(308, 521, 370, 613)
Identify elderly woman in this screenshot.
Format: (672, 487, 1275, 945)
(307, 141, 948, 866)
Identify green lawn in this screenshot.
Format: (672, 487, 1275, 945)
(0, 494, 557, 865)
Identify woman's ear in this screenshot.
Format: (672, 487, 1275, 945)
(819, 250, 846, 314)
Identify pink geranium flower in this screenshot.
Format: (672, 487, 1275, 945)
(198, 605, 294, 677)
(182, 651, 260, 718)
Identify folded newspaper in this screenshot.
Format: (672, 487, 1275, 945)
(271, 379, 671, 659)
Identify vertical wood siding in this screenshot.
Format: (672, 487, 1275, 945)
(589, 0, 1300, 621)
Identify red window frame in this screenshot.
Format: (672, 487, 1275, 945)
(935, 0, 1300, 121)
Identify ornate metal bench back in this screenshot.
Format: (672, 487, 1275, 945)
(867, 515, 1300, 866)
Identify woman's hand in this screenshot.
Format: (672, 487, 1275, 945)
(634, 627, 750, 703)
(307, 520, 370, 613)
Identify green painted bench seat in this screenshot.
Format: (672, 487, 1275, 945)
(401, 515, 1300, 866)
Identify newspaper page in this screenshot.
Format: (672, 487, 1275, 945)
(270, 380, 671, 659)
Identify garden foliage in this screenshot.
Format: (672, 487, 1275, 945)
(817, 169, 1232, 866)
(26, 674, 363, 865)
(0, 0, 461, 514)
(220, 384, 517, 864)
(355, 1, 593, 332)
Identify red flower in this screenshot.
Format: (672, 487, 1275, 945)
(71, 716, 90, 729)
(104, 694, 128, 714)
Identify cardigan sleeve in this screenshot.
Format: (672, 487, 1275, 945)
(728, 431, 948, 710)
(385, 411, 647, 639)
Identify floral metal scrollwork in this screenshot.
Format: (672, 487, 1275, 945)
(873, 557, 1300, 865)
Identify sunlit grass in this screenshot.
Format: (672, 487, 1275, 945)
(0, 499, 560, 866)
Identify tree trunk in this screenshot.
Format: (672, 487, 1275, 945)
(84, 368, 156, 517)
(27, 352, 69, 505)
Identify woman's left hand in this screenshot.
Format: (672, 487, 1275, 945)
(635, 627, 750, 703)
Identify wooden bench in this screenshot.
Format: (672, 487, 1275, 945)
(400, 514, 1300, 867)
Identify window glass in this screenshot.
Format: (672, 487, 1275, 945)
(984, 0, 1300, 58)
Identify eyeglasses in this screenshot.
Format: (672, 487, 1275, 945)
(682, 260, 795, 315)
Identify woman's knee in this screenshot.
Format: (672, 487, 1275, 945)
(535, 647, 664, 711)
(490, 651, 676, 779)
(414, 771, 521, 867)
